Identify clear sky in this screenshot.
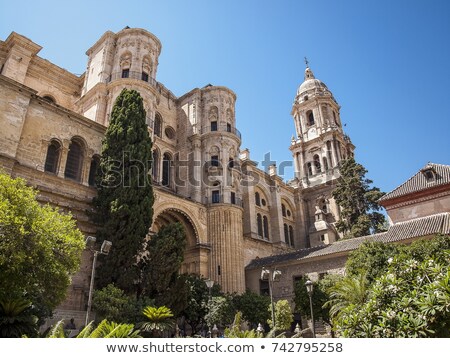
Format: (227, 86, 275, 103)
(1, 0, 449, 194)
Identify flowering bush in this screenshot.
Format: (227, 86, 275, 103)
(332, 236, 450, 337)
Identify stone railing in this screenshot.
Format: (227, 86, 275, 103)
(105, 71, 157, 87)
(201, 124, 242, 140)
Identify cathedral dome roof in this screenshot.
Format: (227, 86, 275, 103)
(297, 78, 328, 95)
(296, 67, 328, 95)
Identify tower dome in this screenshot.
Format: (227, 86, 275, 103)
(296, 66, 328, 96)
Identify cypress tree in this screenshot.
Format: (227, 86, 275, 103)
(332, 158, 386, 238)
(92, 88, 153, 295)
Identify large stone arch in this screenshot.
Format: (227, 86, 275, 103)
(151, 193, 209, 276)
(152, 207, 199, 248)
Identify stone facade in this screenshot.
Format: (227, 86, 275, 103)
(246, 163, 450, 308)
(1, 28, 363, 322)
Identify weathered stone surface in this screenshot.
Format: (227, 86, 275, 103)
(1, 28, 447, 323)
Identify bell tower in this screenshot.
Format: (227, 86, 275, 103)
(290, 61, 354, 188)
(290, 61, 355, 247)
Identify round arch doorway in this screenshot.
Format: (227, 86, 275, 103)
(152, 208, 204, 276)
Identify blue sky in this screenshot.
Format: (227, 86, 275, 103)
(1, 0, 449, 194)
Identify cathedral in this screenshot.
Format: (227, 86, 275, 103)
(1, 27, 449, 324)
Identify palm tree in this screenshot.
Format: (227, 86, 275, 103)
(47, 319, 141, 338)
(0, 299, 38, 338)
(324, 273, 368, 319)
(141, 306, 174, 337)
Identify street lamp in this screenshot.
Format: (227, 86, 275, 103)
(85, 236, 112, 326)
(205, 279, 214, 338)
(211, 324, 219, 338)
(256, 323, 265, 337)
(305, 279, 316, 338)
(261, 267, 282, 330)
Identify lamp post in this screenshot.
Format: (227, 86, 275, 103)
(205, 279, 214, 338)
(261, 267, 282, 330)
(85, 236, 112, 326)
(256, 323, 265, 337)
(305, 279, 316, 338)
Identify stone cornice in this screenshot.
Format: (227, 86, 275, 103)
(177, 87, 200, 102)
(0, 74, 37, 95)
(200, 85, 237, 101)
(28, 57, 83, 91)
(4, 32, 42, 55)
(85, 31, 116, 56)
(382, 186, 450, 210)
(116, 28, 162, 56)
(86, 28, 163, 57)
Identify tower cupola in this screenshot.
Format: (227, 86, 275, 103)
(290, 60, 354, 188)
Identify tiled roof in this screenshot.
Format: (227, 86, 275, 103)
(380, 163, 450, 202)
(246, 212, 450, 270)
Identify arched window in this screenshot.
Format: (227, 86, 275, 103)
(313, 154, 321, 173)
(43, 95, 55, 104)
(152, 149, 160, 182)
(282, 204, 286, 217)
(333, 111, 338, 126)
(257, 214, 263, 237)
(88, 155, 100, 186)
(162, 153, 171, 187)
(307, 110, 315, 126)
(289, 225, 294, 247)
(120, 52, 131, 78)
(154, 113, 162, 137)
(263, 216, 269, 239)
(44, 140, 61, 174)
(307, 162, 313, 176)
(255, 192, 261, 207)
(64, 139, 84, 181)
(321, 199, 328, 213)
(284, 223, 289, 243)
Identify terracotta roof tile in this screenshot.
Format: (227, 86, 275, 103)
(246, 212, 450, 269)
(380, 163, 450, 202)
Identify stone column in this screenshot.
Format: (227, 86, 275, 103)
(82, 149, 95, 186)
(207, 206, 245, 293)
(311, 156, 317, 175)
(319, 155, 325, 173)
(39, 139, 51, 172)
(191, 136, 202, 202)
(331, 138, 339, 167)
(57, 139, 71, 178)
(269, 183, 285, 244)
(293, 152, 299, 178)
(336, 141, 342, 162)
(298, 151, 306, 179)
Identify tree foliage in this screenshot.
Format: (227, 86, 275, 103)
(179, 274, 221, 335)
(141, 223, 187, 306)
(233, 290, 271, 327)
(345, 241, 400, 283)
(47, 319, 141, 338)
(141, 306, 174, 337)
(92, 283, 154, 324)
(92, 89, 154, 294)
(0, 172, 85, 321)
(294, 275, 340, 325)
(205, 296, 235, 330)
(0, 298, 38, 338)
(324, 273, 368, 319)
(224, 312, 260, 338)
(332, 158, 386, 238)
(331, 236, 450, 337)
(267, 299, 293, 332)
